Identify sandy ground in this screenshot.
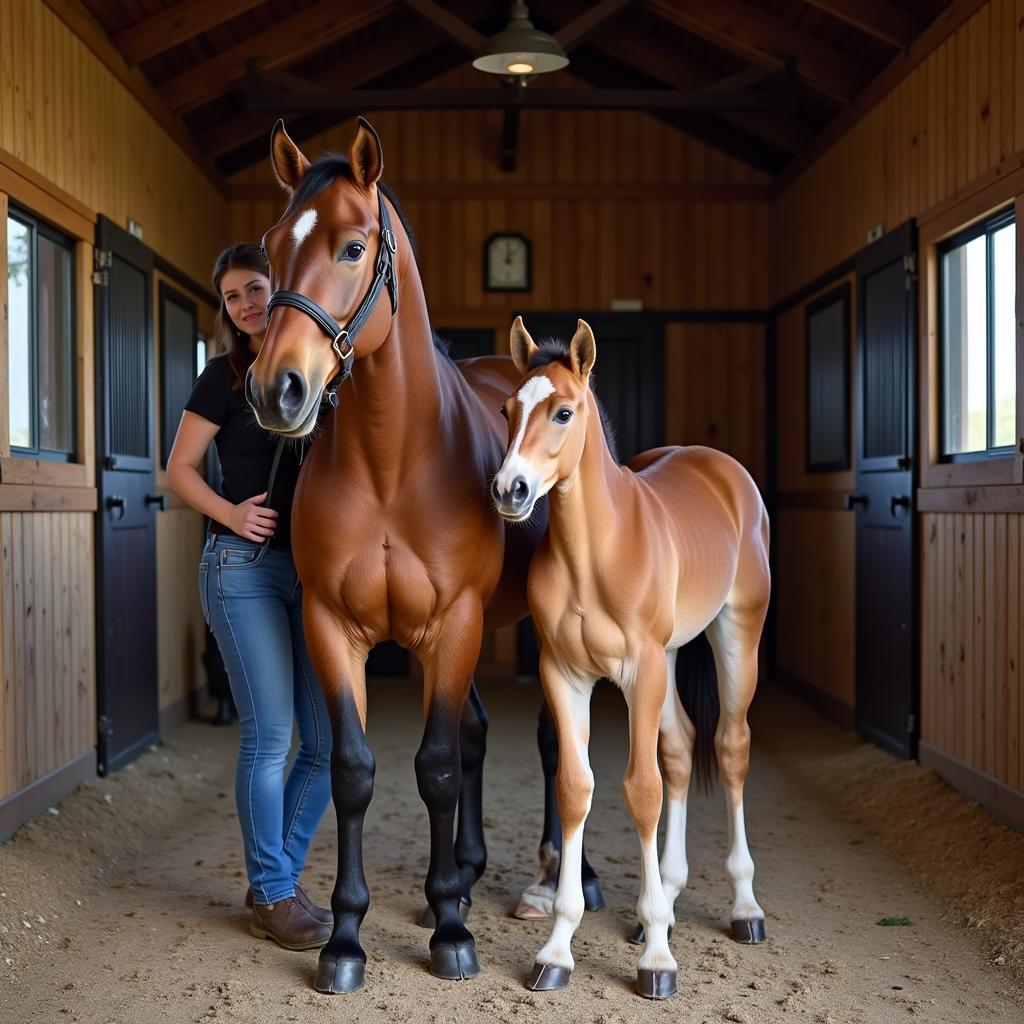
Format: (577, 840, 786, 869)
(1, 679, 1023, 1024)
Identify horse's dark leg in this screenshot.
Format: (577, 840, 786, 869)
(417, 693, 479, 979)
(315, 687, 375, 994)
(455, 681, 489, 895)
(418, 680, 488, 929)
(514, 700, 604, 918)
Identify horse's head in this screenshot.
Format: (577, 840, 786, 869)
(491, 316, 597, 522)
(246, 118, 399, 436)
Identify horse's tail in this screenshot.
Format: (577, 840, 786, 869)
(675, 631, 719, 794)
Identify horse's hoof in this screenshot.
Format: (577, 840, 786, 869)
(582, 876, 605, 912)
(527, 962, 571, 991)
(314, 956, 365, 994)
(731, 917, 766, 944)
(636, 968, 677, 1000)
(513, 889, 553, 920)
(417, 897, 471, 929)
(628, 923, 673, 945)
(430, 940, 480, 980)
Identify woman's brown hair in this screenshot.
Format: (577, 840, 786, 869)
(211, 244, 270, 390)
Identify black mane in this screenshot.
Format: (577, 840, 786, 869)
(526, 337, 620, 464)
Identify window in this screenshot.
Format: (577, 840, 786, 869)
(158, 283, 199, 468)
(6, 208, 76, 460)
(939, 209, 1016, 459)
(805, 284, 850, 472)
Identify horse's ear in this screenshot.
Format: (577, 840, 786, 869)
(270, 120, 310, 194)
(510, 315, 538, 374)
(349, 117, 384, 190)
(569, 319, 596, 381)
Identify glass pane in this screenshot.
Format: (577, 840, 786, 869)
(992, 222, 1016, 448)
(807, 298, 847, 469)
(36, 234, 74, 453)
(7, 217, 32, 448)
(942, 235, 987, 454)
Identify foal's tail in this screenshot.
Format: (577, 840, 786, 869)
(675, 632, 719, 793)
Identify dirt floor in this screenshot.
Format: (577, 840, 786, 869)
(1, 678, 1023, 1024)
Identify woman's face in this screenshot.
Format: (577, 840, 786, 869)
(220, 267, 270, 339)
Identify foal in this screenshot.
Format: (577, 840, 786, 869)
(491, 318, 770, 999)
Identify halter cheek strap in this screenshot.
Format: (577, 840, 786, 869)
(266, 190, 399, 407)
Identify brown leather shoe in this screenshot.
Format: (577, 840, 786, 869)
(250, 896, 331, 951)
(245, 885, 331, 925)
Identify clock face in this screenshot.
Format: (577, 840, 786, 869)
(485, 233, 530, 292)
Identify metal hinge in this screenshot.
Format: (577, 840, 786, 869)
(903, 253, 917, 290)
(93, 248, 112, 286)
(905, 713, 916, 734)
(98, 714, 114, 740)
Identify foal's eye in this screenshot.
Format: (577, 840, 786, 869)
(554, 407, 573, 424)
(339, 242, 365, 261)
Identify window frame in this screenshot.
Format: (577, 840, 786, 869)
(936, 205, 1015, 464)
(6, 203, 78, 463)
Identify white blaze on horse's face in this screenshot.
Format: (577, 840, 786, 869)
(291, 208, 317, 248)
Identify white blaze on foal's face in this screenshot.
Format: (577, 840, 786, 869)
(291, 208, 317, 248)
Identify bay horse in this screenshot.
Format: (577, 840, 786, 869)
(244, 118, 601, 992)
(491, 317, 770, 1000)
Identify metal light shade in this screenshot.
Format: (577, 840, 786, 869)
(472, 1, 568, 77)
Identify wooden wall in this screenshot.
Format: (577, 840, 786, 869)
(0, 512, 94, 799)
(773, 0, 1024, 806)
(0, 0, 227, 285)
(228, 68, 772, 318)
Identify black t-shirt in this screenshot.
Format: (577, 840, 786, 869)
(184, 355, 301, 552)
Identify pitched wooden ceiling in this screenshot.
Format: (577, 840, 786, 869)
(79, 0, 953, 178)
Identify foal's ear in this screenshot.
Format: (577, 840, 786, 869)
(349, 117, 384, 190)
(510, 315, 538, 374)
(569, 319, 596, 381)
(270, 120, 311, 194)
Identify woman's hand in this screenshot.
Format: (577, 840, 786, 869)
(227, 492, 279, 542)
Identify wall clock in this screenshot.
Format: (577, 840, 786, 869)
(484, 232, 531, 292)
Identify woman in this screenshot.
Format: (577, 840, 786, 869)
(167, 244, 332, 951)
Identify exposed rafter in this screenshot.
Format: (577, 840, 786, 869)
(111, 0, 266, 65)
(553, 0, 633, 50)
(159, 0, 398, 114)
(401, 0, 487, 51)
(644, 0, 873, 104)
(801, 0, 925, 51)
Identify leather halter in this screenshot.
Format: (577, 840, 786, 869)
(266, 190, 399, 407)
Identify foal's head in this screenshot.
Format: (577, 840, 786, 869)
(491, 317, 597, 522)
(246, 119, 397, 436)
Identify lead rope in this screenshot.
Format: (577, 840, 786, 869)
(258, 437, 286, 554)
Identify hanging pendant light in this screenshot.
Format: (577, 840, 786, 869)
(472, 1, 569, 78)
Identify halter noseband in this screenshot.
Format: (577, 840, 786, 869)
(265, 190, 399, 407)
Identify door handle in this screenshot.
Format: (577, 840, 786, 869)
(105, 495, 125, 520)
(844, 494, 868, 510)
(890, 495, 911, 516)
(145, 494, 168, 512)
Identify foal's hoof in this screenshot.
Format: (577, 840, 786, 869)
(636, 968, 677, 1000)
(730, 917, 766, 944)
(582, 876, 605, 912)
(430, 940, 480, 980)
(417, 897, 471, 929)
(513, 886, 554, 920)
(527, 962, 571, 991)
(628, 923, 673, 945)
(314, 956, 365, 994)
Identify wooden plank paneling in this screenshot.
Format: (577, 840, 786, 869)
(0, 512, 95, 801)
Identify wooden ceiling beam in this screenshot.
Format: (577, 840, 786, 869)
(801, 0, 925, 51)
(160, 0, 398, 114)
(400, 0, 486, 52)
(553, 0, 633, 51)
(111, 0, 266, 65)
(644, 0, 873, 104)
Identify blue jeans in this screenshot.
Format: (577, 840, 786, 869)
(199, 534, 332, 905)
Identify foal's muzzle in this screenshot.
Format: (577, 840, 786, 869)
(246, 367, 312, 433)
(491, 475, 533, 520)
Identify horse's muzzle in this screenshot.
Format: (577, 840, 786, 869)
(491, 475, 533, 521)
(245, 366, 311, 433)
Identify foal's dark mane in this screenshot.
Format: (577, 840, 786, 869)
(527, 339, 621, 464)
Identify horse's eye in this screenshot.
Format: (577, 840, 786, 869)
(554, 407, 573, 424)
(340, 242, 365, 261)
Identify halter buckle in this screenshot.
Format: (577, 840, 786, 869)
(332, 329, 353, 362)
(382, 226, 397, 254)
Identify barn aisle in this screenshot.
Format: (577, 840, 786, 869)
(1, 679, 1022, 1024)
